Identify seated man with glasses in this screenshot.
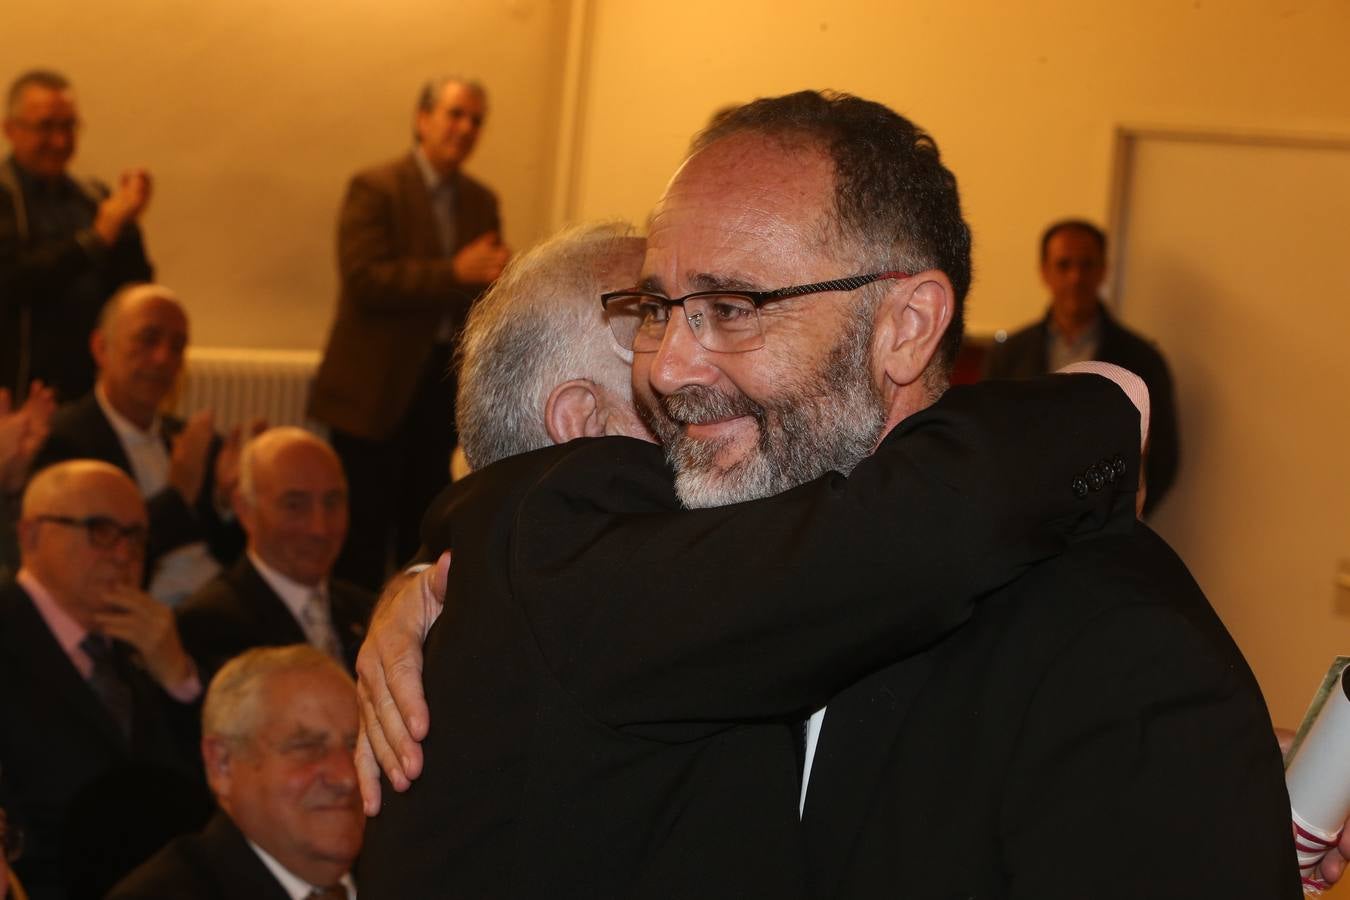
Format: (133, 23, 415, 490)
(0, 460, 208, 900)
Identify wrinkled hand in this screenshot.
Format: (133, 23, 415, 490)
(355, 551, 451, 815)
(94, 583, 195, 690)
(169, 409, 215, 506)
(93, 168, 153, 244)
(451, 231, 510, 285)
(0, 380, 56, 492)
(213, 418, 267, 510)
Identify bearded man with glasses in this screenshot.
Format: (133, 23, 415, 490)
(358, 92, 1296, 898)
(0, 460, 208, 900)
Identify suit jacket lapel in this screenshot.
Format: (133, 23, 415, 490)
(80, 395, 136, 474)
(5, 584, 131, 752)
(397, 153, 444, 259)
(191, 812, 297, 900)
(231, 558, 308, 645)
(802, 652, 937, 898)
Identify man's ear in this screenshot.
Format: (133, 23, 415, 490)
(89, 329, 108, 370)
(870, 271, 954, 397)
(544, 380, 606, 445)
(201, 735, 234, 798)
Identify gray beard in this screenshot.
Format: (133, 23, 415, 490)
(638, 313, 887, 508)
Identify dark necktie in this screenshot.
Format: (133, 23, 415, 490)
(305, 886, 349, 900)
(80, 634, 134, 742)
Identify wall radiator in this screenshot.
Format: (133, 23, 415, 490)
(173, 347, 322, 433)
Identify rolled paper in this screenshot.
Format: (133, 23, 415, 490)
(1287, 664, 1350, 885)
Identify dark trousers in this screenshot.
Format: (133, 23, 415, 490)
(330, 345, 456, 592)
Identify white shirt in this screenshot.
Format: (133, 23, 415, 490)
(248, 550, 341, 658)
(248, 838, 355, 899)
(95, 386, 221, 605)
(799, 705, 826, 816)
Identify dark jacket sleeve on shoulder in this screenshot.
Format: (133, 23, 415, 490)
(482, 373, 1141, 727)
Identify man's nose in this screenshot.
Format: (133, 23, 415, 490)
(647, 310, 720, 396)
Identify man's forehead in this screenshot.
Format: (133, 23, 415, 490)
(640, 138, 838, 292)
(14, 84, 74, 113)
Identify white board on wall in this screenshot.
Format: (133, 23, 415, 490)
(1109, 128, 1350, 726)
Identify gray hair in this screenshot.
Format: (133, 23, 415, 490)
(235, 426, 336, 508)
(412, 76, 487, 140)
(202, 645, 352, 744)
(6, 68, 71, 116)
(455, 222, 644, 470)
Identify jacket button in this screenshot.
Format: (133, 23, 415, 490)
(1072, 475, 1089, 498)
(1087, 465, 1106, 491)
(1113, 454, 1127, 479)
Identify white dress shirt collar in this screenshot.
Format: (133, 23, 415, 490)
(247, 838, 355, 899)
(247, 549, 327, 625)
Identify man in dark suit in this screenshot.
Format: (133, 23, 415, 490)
(0, 461, 208, 900)
(357, 92, 1297, 898)
(109, 644, 363, 900)
(309, 76, 510, 591)
(28, 283, 244, 604)
(1, 68, 154, 401)
(983, 219, 1179, 515)
(176, 428, 374, 680)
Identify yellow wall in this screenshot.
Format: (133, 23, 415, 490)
(567, 0, 1350, 334)
(1, 0, 572, 349)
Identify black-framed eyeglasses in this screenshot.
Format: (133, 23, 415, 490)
(600, 271, 910, 353)
(36, 515, 148, 552)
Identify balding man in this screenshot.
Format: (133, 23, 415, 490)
(1, 68, 154, 400)
(0, 461, 207, 900)
(176, 428, 374, 681)
(359, 92, 1294, 898)
(109, 645, 363, 900)
(30, 283, 245, 604)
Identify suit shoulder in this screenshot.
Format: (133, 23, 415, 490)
(456, 170, 498, 202)
(346, 155, 414, 190)
(106, 832, 218, 899)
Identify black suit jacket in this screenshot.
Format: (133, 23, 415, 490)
(0, 156, 153, 399)
(0, 580, 206, 900)
(983, 304, 1179, 516)
(359, 375, 1141, 899)
(28, 392, 244, 572)
(106, 812, 294, 900)
(175, 556, 375, 680)
(802, 524, 1298, 899)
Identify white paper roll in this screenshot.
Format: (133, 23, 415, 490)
(1287, 665, 1350, 880)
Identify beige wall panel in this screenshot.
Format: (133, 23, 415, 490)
(2, 0, 571, 349)
(1118, 134, 1350, 731)
(571, 0, 1350, 335)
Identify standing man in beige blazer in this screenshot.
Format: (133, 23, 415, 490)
(309, 77, 509, 590)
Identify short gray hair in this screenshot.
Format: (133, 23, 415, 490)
(236, 426, 337, 508)
(455, 222, 644, 470)
(202, 645, 352, 745)
(412, 76, 487, 140)
(7, 68, 71, 116)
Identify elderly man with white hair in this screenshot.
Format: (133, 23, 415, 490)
(175, 427, 373, 681)
(109, 644, 364, 900)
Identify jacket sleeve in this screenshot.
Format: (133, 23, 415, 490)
(336, 170, 495, 317)
(507, 373, 1141, 728)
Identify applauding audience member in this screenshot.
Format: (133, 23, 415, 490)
(1, 68, 155, 400)
(28, 283, 248, 604)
